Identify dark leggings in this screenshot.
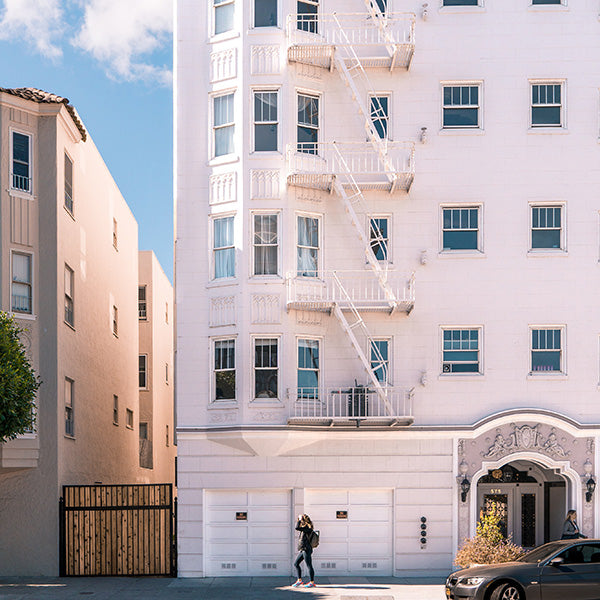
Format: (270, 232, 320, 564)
(294, 549, 314, 581)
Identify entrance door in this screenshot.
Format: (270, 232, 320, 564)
(478, 484, 543, 548)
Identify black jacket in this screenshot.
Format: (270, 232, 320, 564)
(296, 520, 313, 552)
(561, 519, 585, 540)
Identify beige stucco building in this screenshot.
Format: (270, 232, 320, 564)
(0, 88, 174, 576)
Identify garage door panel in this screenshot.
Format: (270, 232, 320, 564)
(318, 541, 349, 554)
(349, 540, 392, 556)
(209, 490, 248, 505)
(349, 489, 390, 504)
(307, 490, 349, 504)
(249, 541, 290, 556)
(251, 508, 289, 523)
(317, 559, 348, 572)
(208, 559, 248, 574)
(349, 557, 392, 574)
(249, 559, 289, 574)
(349, 522, 390, 540)
(249, 490, 289, 505)
(207, 525, 248, 541)
(249, 524, 289, 542)
(350, 505, 391, 521)
(318, 522, 349, 538)
(210, 542, 249, 555)
(207, 508, 244, 523)
(307, 506, 341, 522)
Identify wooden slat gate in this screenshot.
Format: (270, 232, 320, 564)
(59, 483, 177, 576)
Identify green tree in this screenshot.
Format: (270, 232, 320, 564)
(0, 312, 40, 442)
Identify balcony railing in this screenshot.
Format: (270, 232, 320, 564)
(288, 386, 414, 427)
(11, 173, 31, 193)
(287, 270, 415, 313)
(287, 12, 415, 69)
(288, 142, 414, 192)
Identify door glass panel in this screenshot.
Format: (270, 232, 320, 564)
(484, 494, 508, 539)
(521, 493, 536, 547)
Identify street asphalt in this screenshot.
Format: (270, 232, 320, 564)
(0, 576, 446, 599)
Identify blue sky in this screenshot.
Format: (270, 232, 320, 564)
(0, 0, 174, 280)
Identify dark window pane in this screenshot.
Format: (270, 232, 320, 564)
(531, 351, 561, 372)
(449, 362, 479, 373)
(443, 87, 451, 104)
(297, 1, 318, 32)
(375, 0, 387, 12)
(255, 246, 277, 275)
(255, 0, 277, 26)
(297, 126, 318, 153)
(443, 230, 478, 250)
(443, 107, 478, 127)
(532, 229, 561, 249)
(298, 370, 318, 391)
(532, 0, 561, 3)
(443, 0, 478, 5)
(255, 124, 278, 151)
(216, 371, 236, 399)
(255, 369, 278, 398)
(443, 350, 478, 362)
(532, 106, 561, 126)
(13, 133, 29, 163)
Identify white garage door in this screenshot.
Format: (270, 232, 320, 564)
(206, 489, 291, 576)
(305, 489, 393, 576)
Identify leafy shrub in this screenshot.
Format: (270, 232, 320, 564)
(0, 313, 40, 442)
(455, 502, 525, 568)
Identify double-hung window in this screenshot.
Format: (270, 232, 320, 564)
(531, 205, 563, 250)
(64, 265, 74, 327)
(253, 213, 278, 276)
(12, 252, 32, 314)
(442, 207, 480, 251)
(254, 338, 278, 399)
(443, 84, 480, 128)
(214, 216, 235, 279)
(214, 0, 234, 35)
(138, 286, 147, 319)
(443, 0, 479, 5)
(442, 328, 481, 373)
(531, 83, 563, 127)
(65, 378, 74, 437)
(531, 328, 563, 373)
(369, 218, 389, 261)
(113, 395, 119, 425)
(214, 93, 235, 157)
(214, 339, 236, 400)
(297, 216, 319, 277)
(254, 0, 277, 27)
(297, 0, 318, 33)
(139, 355, 148, 389)
(298, 339, 319, 399)
(532, 0, 562, 5)
(12, 132, 31, 192)
(297, 94, 319, 154)
(370, 95, 390, 139)
(254, 91, 278, 152)
(371, 339, 390, 384)
(64, 153, 73, 214)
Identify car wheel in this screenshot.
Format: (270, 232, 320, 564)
(490, 582, 523, 600)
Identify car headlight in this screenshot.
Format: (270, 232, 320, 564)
(459, 577, 485, 586)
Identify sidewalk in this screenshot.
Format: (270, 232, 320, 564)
(0, 576, 445, 599)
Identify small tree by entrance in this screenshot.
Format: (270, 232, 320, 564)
(455, 502, 524, 568)
(0, 312, 40, 442)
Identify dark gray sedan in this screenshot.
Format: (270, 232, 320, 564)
(445, 539, 600, 600)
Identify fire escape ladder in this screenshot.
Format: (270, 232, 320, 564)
(331, 272, 394, 416)
(331, 144, 397, 311)
(362, 0, 397, 65)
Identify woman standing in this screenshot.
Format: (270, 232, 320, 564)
(292, 514, 316, 588)
(561, 510, 586, 539)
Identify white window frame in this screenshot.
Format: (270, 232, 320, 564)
(213, 0, 235, 37)
(212, 214, 236, 280)
(252, 336, 280, 401)
(252, 88, 280, 153)
(212, 336, 237, 403)
(297, 337, 321, 400)
(530, 80, 565, 129)
(212, 91, 236, 159)
(297, 0, 319, 33)
(441, 82, 482, 129)
(64, 151, 74, 215)
(441, 0, 482, 7)
(64, 264, 74, 327)
(252, 211, 280, 277)
(530, 0, 566, 7)
(529, 202, 566, 252)
(138, 285, 147, 320)
(65, 377, 74, 437)
(139, 354, 148, 390)
(369, 93, 391, 140)
(11, 250, 33, 316)
(126, 408, 134, 430)
(370, 338, 391, 385)
(441, 327, 483, 375)
(296, 91, 320, 154)
(296, 213, 321, 278)
(113, 394, 119, 425)
(10, 129, 33, 196)
(440, 204, 482, 253)
(530, 326, 565, 375)
(368, 215, 391, 263)
(252, 0, 279, 28)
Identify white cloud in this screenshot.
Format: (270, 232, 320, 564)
(73, 0, 173, 85)
(0, 0, 64, 59)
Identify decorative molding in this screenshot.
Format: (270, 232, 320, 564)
(295, 62, 323, 80)
(208, 411, 237, 424)
(295, 189, 322, 203)
(210, 48, 237, 82)
(482, 424, 569, 460)
(296, 310, 322, 326)
(250, 45, 280, 75)
(10, 195, 32, 246)
(210, 296, 236, 327)
(251, 410, 283, 423)
(251, 294, 280, 324)
(209, 172, 237, 205)
(251, 169, 280, 199)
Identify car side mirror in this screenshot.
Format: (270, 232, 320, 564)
(549, 557, 565, 567)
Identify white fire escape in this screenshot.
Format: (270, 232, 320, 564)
(286, 3, 416, 427)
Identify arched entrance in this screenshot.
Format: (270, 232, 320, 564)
(476, 460, 567, 547)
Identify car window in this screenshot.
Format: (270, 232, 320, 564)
(556, 544, 600, 564)
(519, 542, 565, 563)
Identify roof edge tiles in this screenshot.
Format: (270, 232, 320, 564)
(0, 87, 87, 142)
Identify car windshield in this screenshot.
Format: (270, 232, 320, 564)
(517, 542, 565, 563)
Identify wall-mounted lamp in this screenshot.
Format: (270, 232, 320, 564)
(421, 3, 429, 20)
(586, 477, 596, 503)
(420, 127, 428, 144)
(460, 477, 471, 503)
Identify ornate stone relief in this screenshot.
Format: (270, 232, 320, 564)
(251, 170, 280, 199)
(251, 294, 280, 324)
(296, 310, 322, 326)
(210, 296, 236, 327)
(250, 45, 280, 75)
(251, 410, 283, 423)
(209, 411, 237, 424)
(209, 172, 237, 205)
(210, 48, 237, 82)
(482, 424, 569, 460)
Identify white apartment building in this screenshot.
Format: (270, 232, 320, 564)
(175, 0, 600, 577)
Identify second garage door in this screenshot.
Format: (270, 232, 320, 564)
(305, 489, 393, 576)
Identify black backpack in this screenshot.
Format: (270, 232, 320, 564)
(309, 529, 320, 549)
